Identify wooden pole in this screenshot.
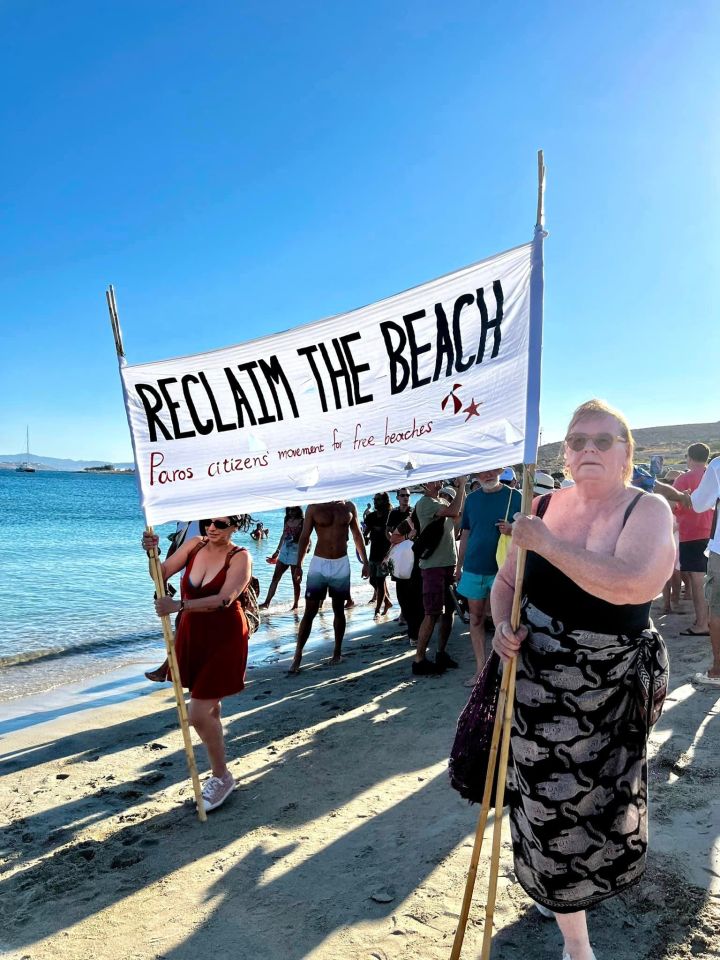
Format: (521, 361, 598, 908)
(480, 463, 535, 957)
(536, 149, 546, 230)
(476, 158, 545, 954)
(450, 150, 546, 958)
(449, 465, 535, 960)
(448, 656, 513, 959)
(106, 286, 207, 823)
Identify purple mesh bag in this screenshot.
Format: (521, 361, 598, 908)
(448, 651, 503, 803)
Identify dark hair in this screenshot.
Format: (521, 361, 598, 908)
(231, 514, 253, 533)
(687, 442, 710, 464)
(373, 491, 392, 516)
(284, 505, 304, 522)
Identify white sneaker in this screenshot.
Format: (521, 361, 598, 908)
(201, 772, 235, 812)
(693, 671, 720, 687)
(535, 901, 554, 918)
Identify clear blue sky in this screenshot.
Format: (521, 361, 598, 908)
(1, 1, 718, 461)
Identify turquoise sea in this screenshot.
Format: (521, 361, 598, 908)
(0, 470, 382, 702)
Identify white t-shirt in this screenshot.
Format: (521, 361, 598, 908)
(690, 457, 720, 555)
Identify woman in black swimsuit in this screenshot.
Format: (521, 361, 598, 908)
(492, 400, 675, 960)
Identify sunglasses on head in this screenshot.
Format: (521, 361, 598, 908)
(204, 518, 234, 530)
(565, 433, 627, 453)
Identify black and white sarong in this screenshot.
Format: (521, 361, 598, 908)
(507, 600, 668, 913)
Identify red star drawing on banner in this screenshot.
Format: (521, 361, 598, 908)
(463, 398, 482, 422)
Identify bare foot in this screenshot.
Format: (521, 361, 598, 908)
(329, 654, 342, 665)
(345, 599, 355, 609)
(382, 602, 393, 615)
(259, 602, 270, 610)
(287, 661, 302, 675)
(145, 665, 169, 683)
(290, 604, 299, 611)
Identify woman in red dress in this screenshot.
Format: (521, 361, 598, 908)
(142, 516, 251, 813)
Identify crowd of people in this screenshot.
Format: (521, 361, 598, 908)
(139, 398, 719, 960)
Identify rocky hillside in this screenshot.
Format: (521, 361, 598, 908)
(537, 420, 720, 473)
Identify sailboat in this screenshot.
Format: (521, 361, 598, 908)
(16, 427, 35, 472)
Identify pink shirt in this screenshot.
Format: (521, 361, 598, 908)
(674, 467, 714, 542)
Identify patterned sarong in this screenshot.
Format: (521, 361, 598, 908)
(507, 601, 668, 913)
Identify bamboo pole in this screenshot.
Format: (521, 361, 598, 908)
(450, 149, 546, 958)
(449, 465, 534, 959)
(106, 286, 207, 823)
(448, 657, 512, 959)
(536, 149, 546, 230)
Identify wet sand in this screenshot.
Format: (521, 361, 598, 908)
(1, 599, 718, 959)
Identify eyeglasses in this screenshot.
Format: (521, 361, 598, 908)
(565, 433, 628, 453)
(204, 518, 233, 530)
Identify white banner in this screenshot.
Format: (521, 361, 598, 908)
(119, 238, 543, 524)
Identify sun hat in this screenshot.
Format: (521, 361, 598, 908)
(499, 467, 516, 483)
(533, 471, 555, 495)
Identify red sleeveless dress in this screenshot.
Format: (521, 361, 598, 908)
(174, 542, 249, 699)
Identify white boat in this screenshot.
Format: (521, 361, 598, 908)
(16, 427, 35, 472)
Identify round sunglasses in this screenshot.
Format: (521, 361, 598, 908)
(565, 433, 627, 453)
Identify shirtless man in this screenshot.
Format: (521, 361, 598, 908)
(288, 501, 369, 673)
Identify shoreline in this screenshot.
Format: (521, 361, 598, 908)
(1, 603, 718, 959)
(0, 598, 391, 730)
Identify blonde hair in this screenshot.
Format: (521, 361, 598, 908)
(565, 398, 635, 484)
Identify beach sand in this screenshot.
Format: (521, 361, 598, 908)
(1, 600, 718, 960)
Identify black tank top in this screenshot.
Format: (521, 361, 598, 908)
(523, 492, 651, 634)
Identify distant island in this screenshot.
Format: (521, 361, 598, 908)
(0, 454, 135, 472)
(83, 464, 136, 474)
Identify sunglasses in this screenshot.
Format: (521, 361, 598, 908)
(565, 433, 627, 453)
(398, 493, 410, 498)
(204, 518, 234, 530)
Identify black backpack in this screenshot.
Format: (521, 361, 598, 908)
(412, 508, 447, 561)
